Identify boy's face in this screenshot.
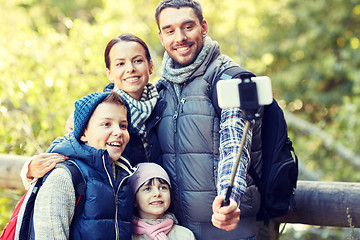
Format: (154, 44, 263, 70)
(80, 102, 129, 162)
(135, 178, 171, 219)
(158, 7, 208, 67)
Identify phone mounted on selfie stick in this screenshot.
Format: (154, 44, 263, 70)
(216, 76, 273, 207)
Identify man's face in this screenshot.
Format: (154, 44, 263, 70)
(158, 7, 208, 67)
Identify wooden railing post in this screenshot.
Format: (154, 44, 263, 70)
(256, 221, 280, 240)
(0, 154, 27, 190)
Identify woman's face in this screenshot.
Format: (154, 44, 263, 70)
(106, 41, 153, 100)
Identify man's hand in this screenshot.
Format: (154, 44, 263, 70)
(27, 153, 68, 179)
(211, 195, 241, 231)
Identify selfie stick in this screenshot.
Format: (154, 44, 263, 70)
(221, 120, 251, 207)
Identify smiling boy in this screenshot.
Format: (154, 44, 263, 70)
(32, 91, 135, 240)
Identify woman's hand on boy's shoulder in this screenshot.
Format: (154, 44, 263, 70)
(28, 153, 68, 179)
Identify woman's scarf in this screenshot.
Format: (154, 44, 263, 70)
(113, 83, 158, 142)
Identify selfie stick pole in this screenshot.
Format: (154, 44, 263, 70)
(221, 120, 251, 207)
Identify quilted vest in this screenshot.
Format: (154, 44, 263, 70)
(45, 134, 134, 240)
(156, 53, 262, 240)
(69, 158, 133, 240)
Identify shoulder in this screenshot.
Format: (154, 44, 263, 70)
(41, 167, 74, 195)
(168, 224, 196, 240)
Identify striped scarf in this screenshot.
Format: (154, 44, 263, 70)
(113, 83, 158, 146)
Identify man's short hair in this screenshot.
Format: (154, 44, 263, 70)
(155, 0, 204, 29)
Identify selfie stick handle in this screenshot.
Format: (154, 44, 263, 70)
(221, 120, 251, 207)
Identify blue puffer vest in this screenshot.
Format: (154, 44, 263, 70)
(46, 133, 134, 240)
(156, 46, 262, 239)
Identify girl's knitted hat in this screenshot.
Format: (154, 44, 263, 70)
(129, 162, 171, 196)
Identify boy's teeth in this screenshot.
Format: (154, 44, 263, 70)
(109, 142, 120, 146)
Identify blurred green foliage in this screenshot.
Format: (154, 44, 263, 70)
(1, 0, 359, 237)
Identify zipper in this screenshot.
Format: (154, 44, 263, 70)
(173, 97, 187, 222)
(102, 155, 119, 240)
(180, 98, 186, 113)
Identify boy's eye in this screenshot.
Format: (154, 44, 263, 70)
(102, 122, 111, 127)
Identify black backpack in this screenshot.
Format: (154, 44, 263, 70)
(210, 66, 298, 225)
(17, 161, 86, 239)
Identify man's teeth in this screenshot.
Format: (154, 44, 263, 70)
(177, 46, 189, 51)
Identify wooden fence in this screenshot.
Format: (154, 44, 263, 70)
(1, 154, 360, 239)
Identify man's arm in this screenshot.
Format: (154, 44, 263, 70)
(217, 107, 252, 204)
(212, 107, 252, 230)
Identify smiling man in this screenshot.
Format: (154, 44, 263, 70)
(154, 0, 262, 240)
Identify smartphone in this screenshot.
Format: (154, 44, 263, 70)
(216, 76, 273, 109)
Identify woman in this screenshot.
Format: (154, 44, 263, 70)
(21, 33, 164, 187)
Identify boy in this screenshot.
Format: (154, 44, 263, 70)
(33, 91, 134, 239)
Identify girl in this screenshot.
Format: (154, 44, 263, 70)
(129, 162, 196, 240)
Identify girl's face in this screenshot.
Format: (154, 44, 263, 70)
(135, 178, 171, 219)
(106, 41, 153, 100)
(80, 102, 130, 162)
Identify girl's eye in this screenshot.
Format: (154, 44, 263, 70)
(116, 62, 125, 67)
(134, 59, 143, 64)
(143, 187, 151, 192)
(160, 185, 169, 191)
(120, 124, 128, 130)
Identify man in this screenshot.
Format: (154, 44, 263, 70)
(154, 0, 262, 239)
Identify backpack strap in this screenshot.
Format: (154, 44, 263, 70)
(18, 177, 45, 239)
(55, 161, 86, 230)
(210, 66, 256, 117)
